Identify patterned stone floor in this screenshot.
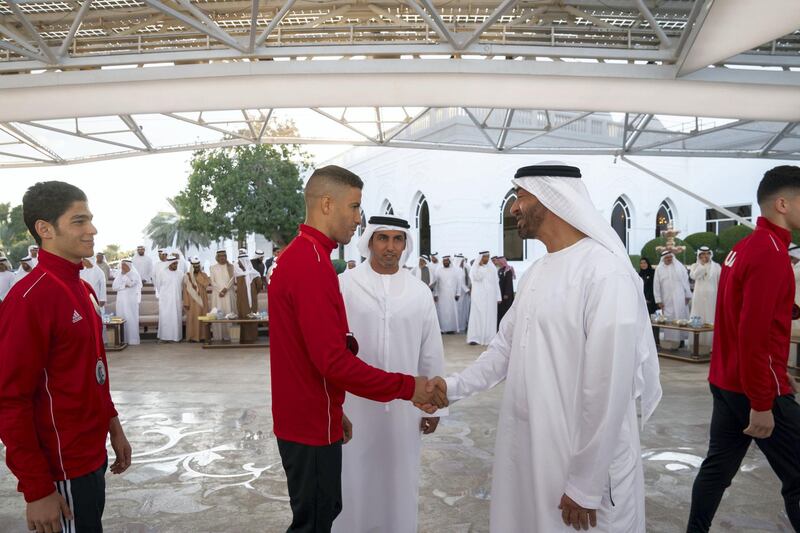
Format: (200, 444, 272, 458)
(0, 335, 792, 532)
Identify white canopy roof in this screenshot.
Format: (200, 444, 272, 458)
(0, 1, 797, 167)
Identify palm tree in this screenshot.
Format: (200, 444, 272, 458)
(144, 198, 211, 255)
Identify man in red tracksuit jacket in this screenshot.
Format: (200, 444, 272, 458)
(0, 181, 131, 533)
(688, 165, 800, 532)
(269, 165, 447, 533)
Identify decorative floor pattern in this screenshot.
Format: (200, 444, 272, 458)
(0, 336, 792, 532)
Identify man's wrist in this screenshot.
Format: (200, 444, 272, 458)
(109, 416, 123, 436)
(24, 485, 56, 504)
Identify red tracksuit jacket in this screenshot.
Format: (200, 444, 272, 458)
(268, 224, 415, 446)
(0, 249, 117, 502)
(710, 216, 794, 411)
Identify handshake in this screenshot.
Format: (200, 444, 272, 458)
(411, 376, 448, 414)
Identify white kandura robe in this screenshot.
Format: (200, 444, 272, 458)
(411, 264, 436, 290)
(155, 267, 184, 341)
(334, 263, 445, 533)
(112, 269, 142, 345)
(209, 263, 236, 341)
(446, 238, 647, 532)
(467, 261, 501, 345)
(654, 260, 692, 343)
(689, 260, 721, 348)
(11, 268, 30, 288)
(132, 254, 154, 283)
(457, 261, 471, 333)
(0, 270, 14, 301)
(152, 260, 169, 296)
(80, 265, 107, 310)
(434, 265, 463, 332)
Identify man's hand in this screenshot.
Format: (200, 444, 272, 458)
(658, 303, 663, 310)
(411, 376, 448, 413)
(433, 296, 438, 302)
(219, 288, 227, 297)
(413, 377, 448, 414)
(27, 491, 72, 533)
(743, 408, 774, 439)
(420, 417, 439, 434)
(99, 300, 106, 307)
(558, 493, 597, 531)
(109, 417, 132, 474)
(342, 414, 353, 444)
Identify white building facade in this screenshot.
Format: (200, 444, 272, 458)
(326, 111, 795, 275)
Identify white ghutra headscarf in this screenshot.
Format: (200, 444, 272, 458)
(512, 161, 662, 424)
(357, 215, 415, 267)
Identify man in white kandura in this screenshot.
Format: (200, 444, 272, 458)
(155, 254, 184, 342)
(80, 257, 107, 310)
(411, 254, 436, 291)
(689, 246, 721, 351)
(434, 255, 463, 333)
(0, 256, 14, 302)
(422, 163, 662, 532)
(209, 249, 236, 342)
(11, 256, 33, 287)
(27, 244, 39, 267)
(456, 254, 471, 332)
(132, 245, 154, 283)
(95, 252, 111, 280)
(334, 215, 445, 533)
(429, 252, 441, 277)
(112, 259, 142, 345)
(654, 250, 692, 348)
(467, 251, 501, 346)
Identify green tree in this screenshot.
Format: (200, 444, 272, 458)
(683, 231, 719, 252)
(145, 198, 212, 255)
(716, 225, 754, 263)
(102, 244, 133, 262)
(0, 203, 34, 262)
(683, 232, 723, 264)
(174, 144, 308, 248)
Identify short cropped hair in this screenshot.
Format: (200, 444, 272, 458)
(757, 165, 800, 207)
(305, 165, 363, 198)
(22, 181, 87, 245)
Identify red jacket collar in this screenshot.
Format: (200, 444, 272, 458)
(37, 248, 82, 281)
(756, 216, 792, 249)
(298, 224, 337, 254)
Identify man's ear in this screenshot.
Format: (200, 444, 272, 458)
(34, 219, 54, 243)
(320, 195, 333, 216)
(774, 195, 790, 215)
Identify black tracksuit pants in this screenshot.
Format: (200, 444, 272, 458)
(277, 438, 343, 533)
(687, 384, 800, 532)
(56, 459, 107, 533)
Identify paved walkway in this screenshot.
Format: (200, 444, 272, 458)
(0, 335, 790, 532)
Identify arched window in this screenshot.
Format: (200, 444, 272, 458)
(381, 200, 394, 215)
(611, 196, 631, 251)
(655, 199, 674, 238)
(502, 190, 524, 261)
(415, 195, 431, 257)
